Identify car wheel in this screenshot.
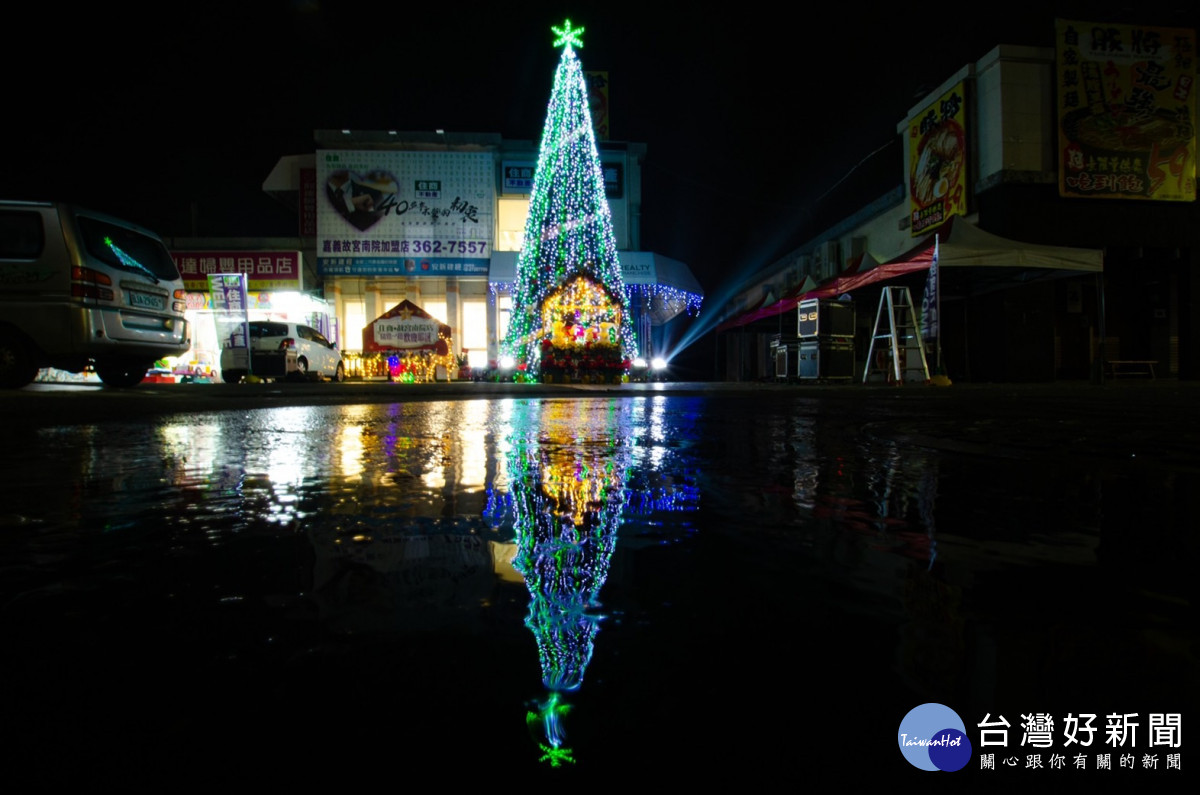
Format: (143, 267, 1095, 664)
(286, 357, 310, 383)
(222, 369, 246, 384)
(95, 359, 149, 388)
(0, 330, 40, 389)
(333, 362, 345, 383)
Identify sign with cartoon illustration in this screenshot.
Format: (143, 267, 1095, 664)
(909, 82, 968, 236)
(1056, 19, 1196, 201)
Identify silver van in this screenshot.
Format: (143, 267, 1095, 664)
(0, 200, 190, 388)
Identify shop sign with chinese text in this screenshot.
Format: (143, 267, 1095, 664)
(1056, 18, 1196, 201)
(175, 251, 302, 292)
(909, 82, 968, 236)
(317, 150, 495, 277)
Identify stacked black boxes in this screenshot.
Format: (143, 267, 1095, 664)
(770, 333, 801, 380)
(797, 299, 855, 380)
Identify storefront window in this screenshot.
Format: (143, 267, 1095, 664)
(462, 300, 488, 368)
(424, 300, 447, 325)
(344, 300, 365, 353)
(497, 197, 531, 252)
(497, 294, 512, 347)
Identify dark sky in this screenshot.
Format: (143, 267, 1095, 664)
(3, 1, 1194, 306)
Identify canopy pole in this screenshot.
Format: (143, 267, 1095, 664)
(935, 249, 943, 374)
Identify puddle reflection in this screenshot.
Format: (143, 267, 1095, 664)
(481, 401, 644, 764)
(0, 394, 1193, 783)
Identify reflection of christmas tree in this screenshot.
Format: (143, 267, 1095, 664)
(501, 400, 626, 766)
(502, 19, 637, 378)
(516, 458, 622, 693)
(478, 397, 704, 766)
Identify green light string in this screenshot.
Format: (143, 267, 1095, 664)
(552, 19, 585, 50)
(504, 400, 630, 764)
(502, 21, 638, 376)
(103, 235, 156, 279)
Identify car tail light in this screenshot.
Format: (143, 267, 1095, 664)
(70, 266, 114, 300)
(279, 338, 296, 351)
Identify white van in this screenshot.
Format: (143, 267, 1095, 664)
(0, 200, 190, 388)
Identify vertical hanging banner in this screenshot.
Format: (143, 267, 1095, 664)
(1056, 18, 1197, 201)
(909, 83, 968, 237)
(209, 273, 251, 371)
(921, 235, 940, 341)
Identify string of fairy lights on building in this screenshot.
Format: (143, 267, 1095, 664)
(490, 281, 703, 318)
(500, 20, 638, 376)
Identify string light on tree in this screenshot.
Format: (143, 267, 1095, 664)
(501, 19, 637, 379)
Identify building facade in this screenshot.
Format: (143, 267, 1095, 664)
(717, 27, 1198, 383)
(167, 130, 702, 379)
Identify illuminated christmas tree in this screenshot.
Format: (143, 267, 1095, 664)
(502, 19, 637, 380)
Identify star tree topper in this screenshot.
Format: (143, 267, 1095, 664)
(552, 19, 584, 49)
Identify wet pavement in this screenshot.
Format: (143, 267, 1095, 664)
(0, 378, 1196, 788)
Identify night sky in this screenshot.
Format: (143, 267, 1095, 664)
(3, 1, 1194, 325)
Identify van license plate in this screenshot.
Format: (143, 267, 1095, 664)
(129, 291, 165, 310)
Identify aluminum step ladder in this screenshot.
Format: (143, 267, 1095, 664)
(862, 286, 930, 384)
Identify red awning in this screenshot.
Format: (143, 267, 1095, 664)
(800, 244, 933, 300)
(716, 216, 1106, 333)
(714, 257, 868, 332)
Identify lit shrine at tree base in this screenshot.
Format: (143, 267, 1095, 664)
(539, 276, 630, 383)
(358, 299, 457, 382)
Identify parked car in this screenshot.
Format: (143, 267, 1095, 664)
(220, 321, 344, 384)
(0, 199, 190, 388)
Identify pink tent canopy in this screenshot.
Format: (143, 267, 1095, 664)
(716, 217, 1103, 332)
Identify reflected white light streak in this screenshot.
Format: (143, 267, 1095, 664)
(493, 399, 518, 492)
(264, 408, 314, 489)
(159, 419, 223, 487)
(339, 425, 365, 479)
(648, 394, 667, 444)
(458, 400, 489, 488)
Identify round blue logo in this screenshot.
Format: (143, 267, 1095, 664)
(898, 703, 972, 771)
